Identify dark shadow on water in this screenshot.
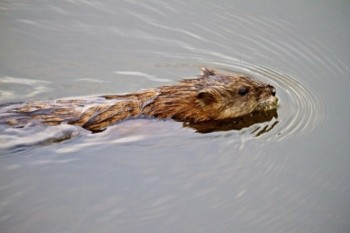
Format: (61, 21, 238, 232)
(183, 109, 278, 135)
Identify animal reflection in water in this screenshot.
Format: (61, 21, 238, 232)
(0, 68, 279, 136)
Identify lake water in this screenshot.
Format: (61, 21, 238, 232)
(0, 1, 349, 233)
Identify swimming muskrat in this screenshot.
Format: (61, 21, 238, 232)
(0, 68, 278, 132)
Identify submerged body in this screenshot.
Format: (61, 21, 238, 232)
(0, 68, 278, 132)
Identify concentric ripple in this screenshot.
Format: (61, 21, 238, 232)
(218, 63, 325, 141)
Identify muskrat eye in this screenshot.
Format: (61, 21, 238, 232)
(238, 87, 249, 96)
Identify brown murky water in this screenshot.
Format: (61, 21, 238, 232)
(0, 1, 349, 233)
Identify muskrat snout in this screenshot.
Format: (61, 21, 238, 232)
(258, 84, 279, 111)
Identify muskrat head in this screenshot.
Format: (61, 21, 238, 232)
(195, 68, 278, 120)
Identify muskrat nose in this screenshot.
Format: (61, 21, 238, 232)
(271, 87, 276, 96)
(267, 85, 276, 96)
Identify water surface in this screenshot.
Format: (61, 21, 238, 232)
(0, 1, 350, 233)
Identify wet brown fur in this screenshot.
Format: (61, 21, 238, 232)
(0, 68, 278, 132)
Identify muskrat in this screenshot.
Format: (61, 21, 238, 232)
(0, 68, 278, 132)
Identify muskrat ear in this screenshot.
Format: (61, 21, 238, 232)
(200, 67, 216, 77)
(197, 90, 216, 105)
